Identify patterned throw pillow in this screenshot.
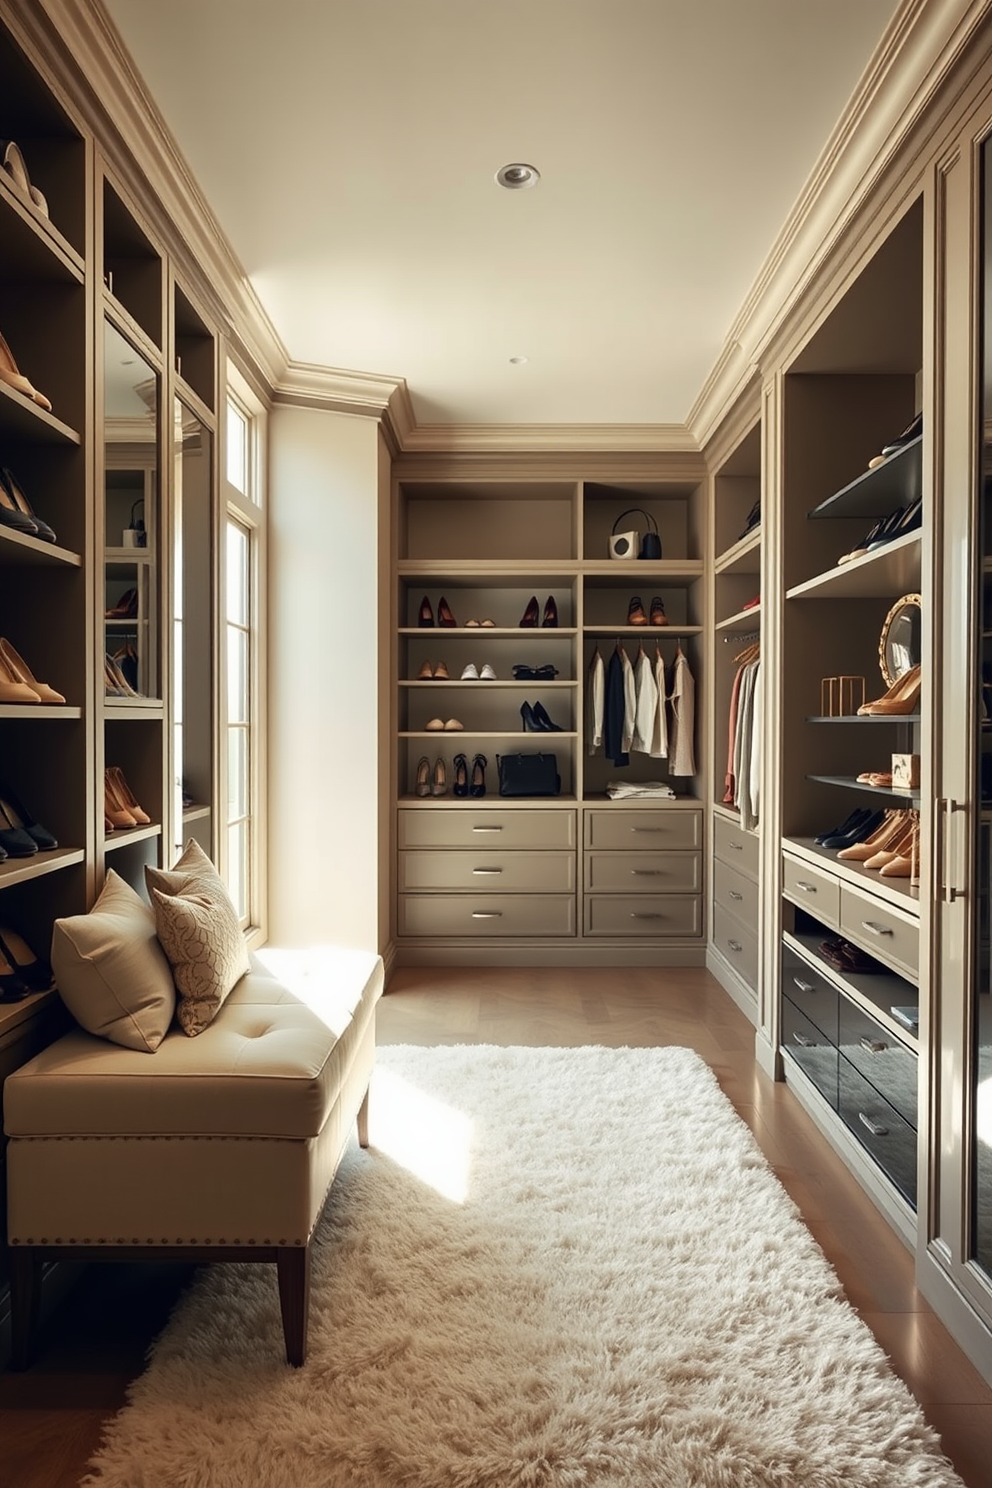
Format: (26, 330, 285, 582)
(145, 838, 250, 1037)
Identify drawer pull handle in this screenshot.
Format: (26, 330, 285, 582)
(858, 1111, 889, 1138)
(791, 1031, 813, 1047)
(631, 912, 663, 919)
(472, 825, 503, 833)
(632, 869, 663, 876)
(860, 920, 893, 937)
(472, 868, 503, 875)
(794, 881, 817, 893)
(860, 1036, 888, 1055)
(727, 938, 743, 952)
(631, 827, 664, 834)
(792, 977, 815, 994)
(728, 841, 743, 851)
(471, 911, 503, 919)
(729, 890, 743, 901)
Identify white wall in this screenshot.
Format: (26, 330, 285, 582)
(267, 405, 381, 949)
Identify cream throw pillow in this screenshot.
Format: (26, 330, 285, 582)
(146, 838, 250, 1037)
(51, 869, 176, 1052)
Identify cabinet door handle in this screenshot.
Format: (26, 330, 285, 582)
(471, 911, 503, 918)
(860, 920, 893, 937)
(791, 1031, 813, 1047)
(792, 977, 815, 994)
(794, 880, 817, 893)
(472, 825, 503, 833)
(937, 797, 966, 903)
(631, 869, 663, 876)
(858, 1111, 889, 1137)
(729, 889, 743, 900)
(631, 827, 664, 834)
(631, 912, 663, 919)
(727, 938, 742, 952)
(860, 1036, 887, 1055)
(472, 868, 503, 875)
(728, 840, 743, 851)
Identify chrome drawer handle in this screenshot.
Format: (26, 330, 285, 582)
(792, 977, 815, 994)
(631, 827, 664, 833)
(631, 912, 663, 919)
(728, 841, 743, 851)
(858, 1111, 889, 1138)
(472, 868, 503, 875)
(860, 1036, 887, 1055)
(631, 869, 663, 876)
(727, 939, 742, 952)
(472, 825, 503, 833)
(860, 920, 893, 937)
(794, 881, 817, 893)
(471, 911, 503, 919)
(729, 890, 743, 901)
(791, 1031, 813, 1047)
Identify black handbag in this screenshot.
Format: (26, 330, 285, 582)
(610, 507, 662, 561)
(497, 751, 561, 797)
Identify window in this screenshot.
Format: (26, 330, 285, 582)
(222, 365, 265, 930)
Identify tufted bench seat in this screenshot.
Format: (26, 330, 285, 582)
(4, 945, 383, 1368)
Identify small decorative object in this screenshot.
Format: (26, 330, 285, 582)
(609, 508, 662, 561)
(891, 752, 920, 790)
(123, 498, 146, 548)
(820, 675, 865, 716)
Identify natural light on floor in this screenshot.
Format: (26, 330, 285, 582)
(370, 1066, 472, 1204)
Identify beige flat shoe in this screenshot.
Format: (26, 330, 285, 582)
(425, 718, 445, 731)
(443, 718, 464, 731)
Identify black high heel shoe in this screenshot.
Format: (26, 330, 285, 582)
(437, 596, 457, 627)
(0, 939, 30, 1002)
(452, 752, 469, 798)
(0, 782, 57, 850)
(519, 595, 540, 628)
(532, 700, 563, 731)
(470, 754, 487, 797)
(542, 596, 558, 628)
(0, 926, 53, 991)
(520, 701, 541, 732)
(418, 596, 434, 627)
(0, 472, 38, 536)
(0, 467, 56, 542)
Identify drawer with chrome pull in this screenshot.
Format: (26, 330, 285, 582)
(781, 854, 840, 929)
(712, 903, 758, 989)
(838, 998, 917, 1128)
(584, 807, 702, 852)
(781, 996, 838, 1110)
(584, 894, 701, 937)
(398, 808, 576, 850)
(714, 856, 759, 928)
(839, 886, 919, 982)
(713, 813, 759, 879)
(838, 1059, 917, 1207)
(398, 849, 575, 893)
(398, 894, 576, 937)
(780, 940, 839, 1043)
(584, 850, 701, 894)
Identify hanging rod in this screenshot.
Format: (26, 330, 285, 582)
(722, 630, 760, 643)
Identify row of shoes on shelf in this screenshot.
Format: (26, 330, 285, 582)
(837, 497, 922, 566)
(867, 412, 922, 471)
(0, 464, 56, 542)
(627, 596, 668, 627)
(418, 661, 497, 681)
(814, 806, 919, 879)
(105, 648, 141, 698)
(0, 923, 54, 1004)
(0, 636, 65, 704)
(856, 663, 921, 717)
(415, 754, 488, 798)
(817, 934, 884, 977)
(104, 765, 150, 831)
(418, 596, 560, 629)
(422, 699, 565, 733)
(0, 781, 57, 859)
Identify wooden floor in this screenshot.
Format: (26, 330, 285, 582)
(2, 963, 991, 1487)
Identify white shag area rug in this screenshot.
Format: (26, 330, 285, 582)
(82, 1044, 964, 1488)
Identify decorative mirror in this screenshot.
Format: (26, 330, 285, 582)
(878, 592, 921, 687)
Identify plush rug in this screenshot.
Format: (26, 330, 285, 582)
(82, 1044, 963, 1488)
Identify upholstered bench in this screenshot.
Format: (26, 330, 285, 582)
(4, 943, 383, 1368)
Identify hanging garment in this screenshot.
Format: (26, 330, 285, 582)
(723, 662, 747, 803)
(733, 660, 759, 824)
(621, 644, 636, 756)
(603, 645, 629, 766)
(632, 645, 659, 753)
(650, 644, 668, 759)
(668, 647, 696, 776)
(587, 646, 605, 754)
(745, 660, 763, 830)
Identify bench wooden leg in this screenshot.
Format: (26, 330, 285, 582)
(8, 1246, 42, 1371)
(276, 1245, 310, 1367)
(357, 1084, 370, 1148)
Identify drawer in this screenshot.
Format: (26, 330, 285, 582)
(398, 807, 575, 850)
(584, 808, 701, 852)
(713, 813, 759, 879)
(781, 941, 839, 1043)
(584, 850, 701, 895)
(838, 1059, 917, 1207)
(398, 849, 575, 893)
(782, 854, 840, 929)
(782, 997, 838, 1109)
(839, 887, 919, 982)
(584, 894, 701, 938)
(712, 903, 758, 990)
(398, 894, 575, 937)
(838, 999, 917, 1129)
(713, 857, 759, 926)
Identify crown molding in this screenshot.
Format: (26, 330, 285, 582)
(394, 423, 699, 456)
(688, 0, 989, 448)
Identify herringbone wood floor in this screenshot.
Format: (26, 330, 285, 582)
(1, 964, 990, 1487)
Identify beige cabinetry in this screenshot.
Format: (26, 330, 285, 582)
(391, 463, 707, 963)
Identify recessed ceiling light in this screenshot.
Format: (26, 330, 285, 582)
(496, 162, 540, 190)
(509, 355, 529, 365)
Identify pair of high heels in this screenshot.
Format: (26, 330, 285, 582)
(0, 636, 65, 703)
(0, 326, 51, 412)
(418, 596, 456, 628)
(836, 808, 918, 876)
(815, 806, 883, 848)
(0, 782, 57, 858)
(104, 766, 150, 830)
(519, 595, 557, 628)
(0, 467, 56, 542)
(415, 756, 448, 798)
(520, 700, 563, 732)
(0, 925, 54, 1001)
(857, 662, 921, 716)
(453, 753, 487, 797)
(628, 596, 667, 626)
(105, 653, 141, 698)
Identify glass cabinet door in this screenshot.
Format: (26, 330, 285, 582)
(171, 396, 213, 859)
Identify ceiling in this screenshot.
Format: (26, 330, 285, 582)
(101, 0, 899, 430)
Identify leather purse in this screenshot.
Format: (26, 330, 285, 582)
(609, 507, 662, 560)
(496, 751, 561, 797)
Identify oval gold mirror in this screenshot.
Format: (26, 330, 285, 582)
(878, 592, 921, 688)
